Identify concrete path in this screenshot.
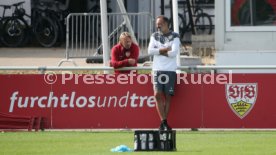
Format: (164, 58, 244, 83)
(0, 47, 99, 67)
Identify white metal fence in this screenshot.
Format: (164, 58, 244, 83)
(2, 66, 276, 71)
(59, 12, 153, 65)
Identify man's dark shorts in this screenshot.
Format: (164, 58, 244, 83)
(153, 71, 176, 96)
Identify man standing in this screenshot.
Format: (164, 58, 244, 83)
(148, 15, 180, 130)
(110, 32, 139, 74)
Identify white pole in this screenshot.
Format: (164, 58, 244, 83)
(100, 0, 110, 74)
(172, 0, 181, 71)
(117, 0, 138, 45)
(172, 0, 179, 33)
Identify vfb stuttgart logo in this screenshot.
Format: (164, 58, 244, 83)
(226, 83, 258, 119)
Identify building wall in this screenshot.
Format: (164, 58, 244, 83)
(215, 0, 276, 73)
(0, 0, 31, 21)
(216, 0, 276, 51)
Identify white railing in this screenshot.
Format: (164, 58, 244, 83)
(2, 65, 276, 71)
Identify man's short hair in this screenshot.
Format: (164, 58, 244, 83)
(119, 32, 132, 41)
(157, 15, 170, 25)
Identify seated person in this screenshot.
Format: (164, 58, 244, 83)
(110, 32, 139, 74)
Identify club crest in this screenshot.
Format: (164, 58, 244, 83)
(226, 83, 258, 119)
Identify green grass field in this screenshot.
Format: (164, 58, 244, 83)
(1, 131, 276, 155)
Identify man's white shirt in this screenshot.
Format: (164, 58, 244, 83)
(148, 31, 181, 71)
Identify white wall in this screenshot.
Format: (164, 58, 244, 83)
(216, 0, 276, 51)
(0, 0, 31, 17)
(0, 0, 31, 25)
(215, 0, 276, 73)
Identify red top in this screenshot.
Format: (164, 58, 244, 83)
(110, 43, 139, 74)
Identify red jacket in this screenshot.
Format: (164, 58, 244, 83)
(110, 43, 139, 74)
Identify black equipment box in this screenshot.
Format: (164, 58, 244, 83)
(134, 130, 176, 151)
